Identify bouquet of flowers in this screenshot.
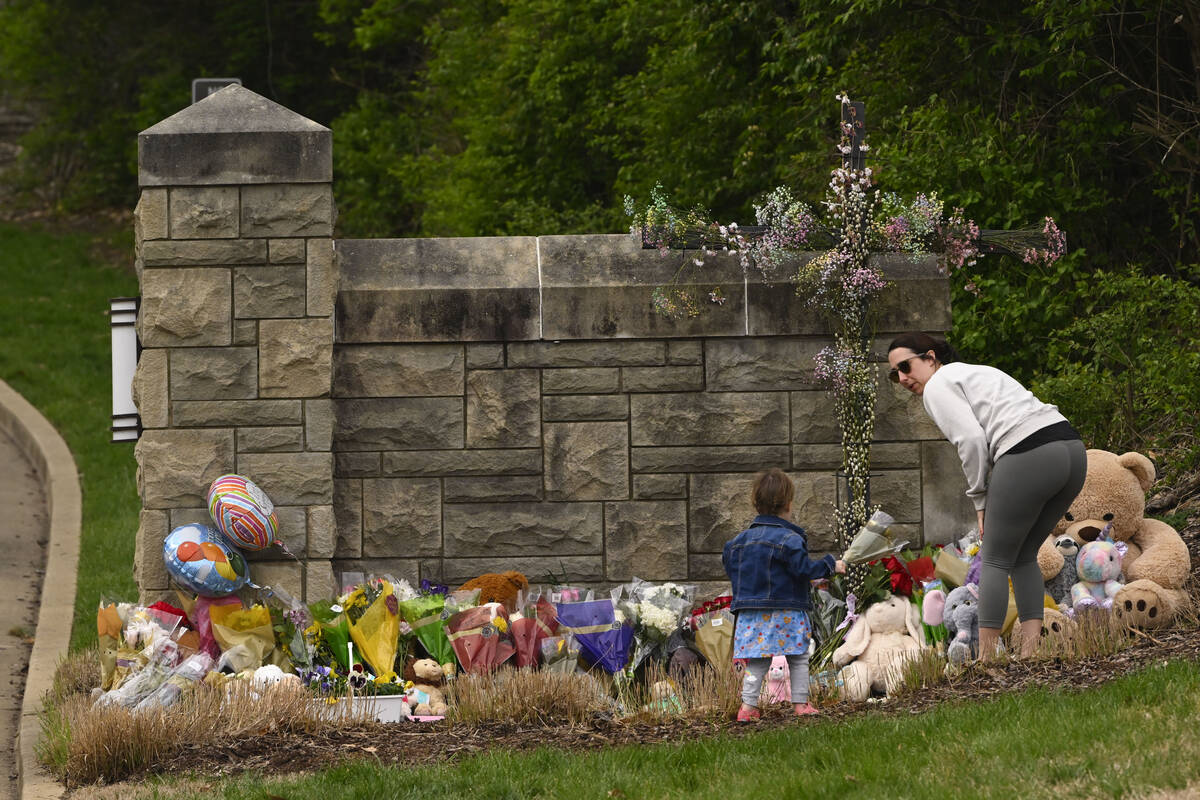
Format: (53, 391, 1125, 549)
(267, 586, 313, 674)
(446, 602, 516, 673)
(306, 599, 354, 672)
(842, 510, 906, 564)
(343, 576, 413, 682)
(539, 631, 581, 674)
(209, 601, 276, 673)
(509, 587, 559, 668)
(622, 580, 697, 669)
(398, 585, 476, 672)
(555, 594, 632, 674)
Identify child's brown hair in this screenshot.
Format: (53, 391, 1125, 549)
(751, 468, 794, 516)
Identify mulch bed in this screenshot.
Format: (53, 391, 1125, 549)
(137, 515, 1200, 783)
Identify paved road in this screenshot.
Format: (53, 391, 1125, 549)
(0, 426, 48, 800)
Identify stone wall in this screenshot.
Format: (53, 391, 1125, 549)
(131, 86, 975, 603)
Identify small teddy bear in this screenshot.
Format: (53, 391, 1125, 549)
(943, 584, 980, 665)
(402, 657, 449, 716)
(1044, 535, 1080, 607)
(1070, 538, 1126, 613)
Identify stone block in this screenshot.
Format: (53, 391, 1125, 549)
(169, 507, 221, 530)
(604, 501, 687, 581)
(542, 394, 628, 422)
(870, 442, 921, 469)
(542, 367, 620, 394)
(135, 188, 168, 241)
(666, 340, 702, 365)
(172, 399, 302, 427)
(233, 266, 306, 318)
(308, 238, 335, 317)
(688, 471, 836, 553)
(139, 268, 231, 347)
(382, 449, 541, 476)
(141, 239, 268, 266)
(131, 348, 168, 428)
(305, 399, 333, 451)
(631, 445, 791, 473)
(632, 474, 687, 500)
(253, 562, 304, 601)
(537, 235, 745, 339)
(169, 347, 257, 400)
(631, 392, 788, 446)
(466, 344, 505, 369)
(921, 441, 977, 545)
(621, 366, 704, 393)
(259, 318, 334, 398)
(443, 476, 544, 503)
(334, 559, 420, 586)
(858, 469, 921, 524)
(442, 502, 602, 556)
(240, 184, 333, 238)
(705, 338, 824, 391)
(687, 553, 727, 581)
(135, 429, 235, 508)
(430, 556, 603, 585)
(790, 443, 842, 471)
(170, 186, 239, 239)
(873, 370, 944, 441)
(138, 85, 331, 186)
(233, 319, 258, 345)
(237, 426, 303, 453)
(335, 453, 380, 478)
(270, 238, 306, 264)
(304, 505, 336, 559)
(789, 391, 840, 444)
(333, 344, 464, 398)
(362, 478, 441, 557)
(334, 479, 363, 558)
(336, 237, 539, 342)
(465, 369, 540, 448)
(134, 509, 170, 589)
(507, 340, 665, 368)
(335, 398, 463, 451)
(544, 422, 629, 501)
(236, 452, 333, 505)
(305, 560, 338, 602)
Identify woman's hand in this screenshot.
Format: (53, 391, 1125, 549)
(834, 559, 847, 575)
(977, 509, 985, 538)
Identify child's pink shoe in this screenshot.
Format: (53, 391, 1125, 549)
(736, 705, 761, 723)
(793, 703, 820, 716)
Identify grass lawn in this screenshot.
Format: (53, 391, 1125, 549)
(0, 219, 139, 650)
(71, 658, 1200, 800)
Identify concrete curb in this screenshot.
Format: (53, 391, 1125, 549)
(0, 379, 79, 800)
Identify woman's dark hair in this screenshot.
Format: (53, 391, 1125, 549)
(752, 468, 794, 516)
(887, 332, 959, 364)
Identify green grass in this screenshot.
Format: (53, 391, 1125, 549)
(0, 220, 139, 650)
(82, 659, 1200, 799)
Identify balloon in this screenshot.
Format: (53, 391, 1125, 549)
(163, 523, 249, 597)
(207, 474, 279, 551)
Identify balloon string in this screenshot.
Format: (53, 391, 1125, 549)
(275, 539, 301, 562)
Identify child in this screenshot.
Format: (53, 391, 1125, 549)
(722, 468, 846, 720)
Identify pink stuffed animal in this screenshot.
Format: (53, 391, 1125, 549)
(764, 655, 790, 704)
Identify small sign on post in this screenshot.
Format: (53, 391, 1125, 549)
(191, 78, 242, 104)
(110, 297, 140, 442)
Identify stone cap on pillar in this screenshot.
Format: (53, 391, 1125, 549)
(138, 84, 331, 187)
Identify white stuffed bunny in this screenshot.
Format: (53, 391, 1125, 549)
(830, 592, 926, 701)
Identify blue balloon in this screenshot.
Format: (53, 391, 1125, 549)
(163, 523, 249, 597)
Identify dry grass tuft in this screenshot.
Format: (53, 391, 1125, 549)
(44, 645, 100, 707)
(448, 667, 615, 725)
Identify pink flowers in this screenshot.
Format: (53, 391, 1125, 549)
(1022, 217, 1067, 266)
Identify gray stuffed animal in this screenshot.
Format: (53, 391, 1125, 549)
(1043, 534, 1080, 606)
(944, 584, 980, 664)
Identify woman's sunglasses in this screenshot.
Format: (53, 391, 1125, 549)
(888, 353, 930, 383)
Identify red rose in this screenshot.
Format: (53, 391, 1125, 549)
(906, 555, 936, 583)
(889, 569, 913, 596)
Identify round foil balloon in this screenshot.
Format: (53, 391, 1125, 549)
(207, 474, 279, 551)
(163, 523, 249, 597)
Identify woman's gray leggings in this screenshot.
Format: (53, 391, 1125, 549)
(978, 439, 1087, 629)
(741, 654, 810, 706)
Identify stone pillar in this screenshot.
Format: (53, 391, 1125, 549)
(132, 85, 336, 602)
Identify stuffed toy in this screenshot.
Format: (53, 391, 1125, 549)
(1070, 537, 1126, 612)
(1044, 535, 1080, 607)
(764, 655, 790, 704)
(1008, 607, 1074, 655)
(402, 657, 449, 716)
(1038, 449, 1191, 629)
(942, 584, 980, 664)
(457, 571, 529, 612)
(831, 593, 926, 701)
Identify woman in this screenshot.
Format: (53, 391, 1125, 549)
(887, 332, 1086, 658)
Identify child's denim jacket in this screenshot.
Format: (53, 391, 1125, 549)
(722, 515, 835, 613)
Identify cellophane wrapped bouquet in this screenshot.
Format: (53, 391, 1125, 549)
(620, 579, 697, 669)
(508, 587, 559, 668)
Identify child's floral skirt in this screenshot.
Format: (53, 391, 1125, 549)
(733, 609, 812, 658)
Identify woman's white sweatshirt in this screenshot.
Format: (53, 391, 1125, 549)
(921, 362, 1067, 511)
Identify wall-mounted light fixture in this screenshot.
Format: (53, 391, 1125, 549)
(110, 297, 140, 442)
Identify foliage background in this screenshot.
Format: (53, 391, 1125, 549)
(1, 0, 1196, 480)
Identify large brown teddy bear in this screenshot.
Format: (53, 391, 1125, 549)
(1038, 449, 1191, 629)
(457, 570, 529, 611)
